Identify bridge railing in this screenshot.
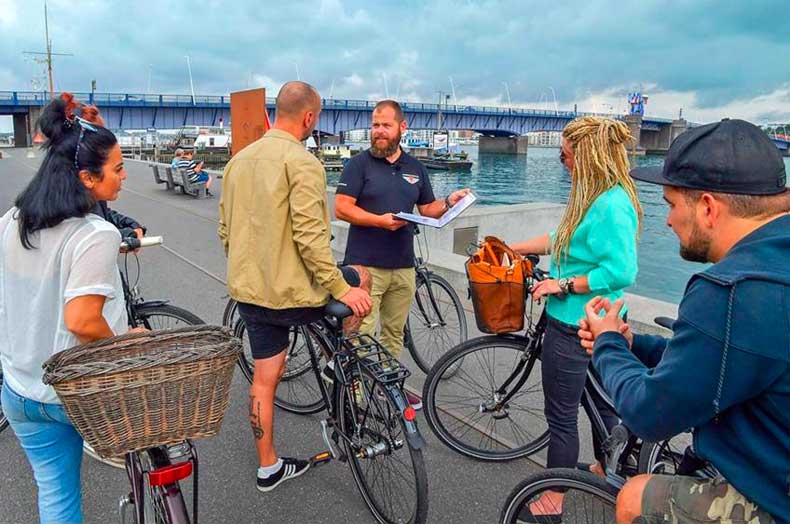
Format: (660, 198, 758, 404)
(2, 90, 684, 124)
(1, 90, 597, 117)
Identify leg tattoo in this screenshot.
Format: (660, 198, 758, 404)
(249, 395, 265, 440)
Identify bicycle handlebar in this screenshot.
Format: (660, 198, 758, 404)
(121, 236, 164, 250)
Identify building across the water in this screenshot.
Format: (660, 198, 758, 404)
(527, 131, 561, 147)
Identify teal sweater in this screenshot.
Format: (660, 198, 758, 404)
(547, 185, 638, 325)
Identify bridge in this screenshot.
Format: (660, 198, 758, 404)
(2, 90, 788, 155)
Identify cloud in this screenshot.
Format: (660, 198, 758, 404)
(0, 0, 17, 26)
(1, 0, 789, 122)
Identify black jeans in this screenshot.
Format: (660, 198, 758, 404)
(541, 316, 620, 468)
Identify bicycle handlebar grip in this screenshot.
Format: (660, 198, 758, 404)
(654, 316, 676, 330)
(120, 236, 164, 250)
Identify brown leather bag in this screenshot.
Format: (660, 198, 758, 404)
(466, 236, 533, 334)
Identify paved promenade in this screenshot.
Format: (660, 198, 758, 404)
(0, 148, 560, 524)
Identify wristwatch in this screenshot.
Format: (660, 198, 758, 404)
(443, 195, 452, 211)
(558, 277, 575, 295)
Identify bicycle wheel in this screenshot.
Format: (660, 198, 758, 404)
(234, 320, 329, 415)
(338, 363, 429, 524)
(0, 367, 8, 433)
(500, 468, 617, 524)
(134, 304, 205, 330)
(423, 336, 549, 461)
(405, 273, 467, 374)
(638, 431, 694, 475)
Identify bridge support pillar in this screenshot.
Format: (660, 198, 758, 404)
(623, 114, 645, 155)
(478, 135, 528, 155)
(13, 113, 31, 148)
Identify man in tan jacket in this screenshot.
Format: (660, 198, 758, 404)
(219, 81, 371, 492)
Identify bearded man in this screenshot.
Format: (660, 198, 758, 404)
(334, 100, 469, 409)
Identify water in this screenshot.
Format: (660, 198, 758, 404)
(328, 147, 790, 304)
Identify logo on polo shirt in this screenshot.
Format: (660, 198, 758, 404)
(402, 174, 420, 185)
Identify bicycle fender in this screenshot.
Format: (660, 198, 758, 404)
(404, 423, 427, 450)
(137, 300, 170, 309)
(388, 385, 427, 450)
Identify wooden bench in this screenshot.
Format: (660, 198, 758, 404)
(177, 168, 208, 199)
(150, 164, 174, 190)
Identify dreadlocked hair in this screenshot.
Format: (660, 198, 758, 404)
(553, 116, 643, 266)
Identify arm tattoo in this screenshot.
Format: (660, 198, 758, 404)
(249, 395, 265, 440)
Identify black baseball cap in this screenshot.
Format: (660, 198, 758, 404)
(630, 118, 787, 195)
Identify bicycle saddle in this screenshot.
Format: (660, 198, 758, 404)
(325, 300, 353, 320)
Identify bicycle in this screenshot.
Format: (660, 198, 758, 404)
(403, 226, 468, 374)
(499, 420, 717, 523)
(224, 226, 467, 412)
(280, 300, 429, 523)
(422, 255, 680, 472)
(83, 236, 205, 468)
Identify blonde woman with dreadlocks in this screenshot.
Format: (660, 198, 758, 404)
(511, 116, 642, 522)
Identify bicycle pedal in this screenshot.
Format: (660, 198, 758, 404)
(310, 451, 333, 467)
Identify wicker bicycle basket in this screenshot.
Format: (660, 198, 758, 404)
(42, 325, 241, 458)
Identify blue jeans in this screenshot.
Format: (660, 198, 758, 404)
(1, 383, 83, 524)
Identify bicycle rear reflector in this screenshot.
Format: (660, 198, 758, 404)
(403, 406, 417, 422)
(149, 461, 193, 486)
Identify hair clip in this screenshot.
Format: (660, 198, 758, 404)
(75, 116, 99, 132)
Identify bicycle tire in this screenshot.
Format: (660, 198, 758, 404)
(234, 320, 329, 415)
(500, 468, 617, 524)
(0, 367, 7, 433)
(405, 273, 468, 374)
(221, 297, 238, 328)
(338, 363, 429, 524)
(134, 304, 205, 330)
(422, 335, 549, 461)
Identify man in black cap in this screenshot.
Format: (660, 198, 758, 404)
(575, 119, 788, 524)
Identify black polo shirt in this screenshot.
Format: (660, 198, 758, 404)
(337, 149, 436, 268)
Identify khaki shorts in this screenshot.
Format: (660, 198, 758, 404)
(640, 475, 775, 524)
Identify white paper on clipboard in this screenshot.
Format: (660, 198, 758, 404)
(395, 192, 477, 228)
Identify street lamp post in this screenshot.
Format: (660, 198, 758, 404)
(502, 82, 512, 108)
(185, 55, 196, 105)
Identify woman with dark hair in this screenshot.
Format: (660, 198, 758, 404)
(0, 93, 134, 523)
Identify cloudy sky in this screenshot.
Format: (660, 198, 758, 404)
(2, 0, 790, 132)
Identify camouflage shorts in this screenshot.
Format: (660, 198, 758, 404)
(640, 475, 775, 524)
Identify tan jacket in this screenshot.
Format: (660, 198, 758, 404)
(218, 129, 351, 309)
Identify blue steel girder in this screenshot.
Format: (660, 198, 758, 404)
(152, 106, 158, 128)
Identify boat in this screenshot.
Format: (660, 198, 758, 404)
(421, 156, 473, 171)
(168, 125, 231, 152)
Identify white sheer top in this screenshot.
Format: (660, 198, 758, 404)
(0, 207, 127, 404)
